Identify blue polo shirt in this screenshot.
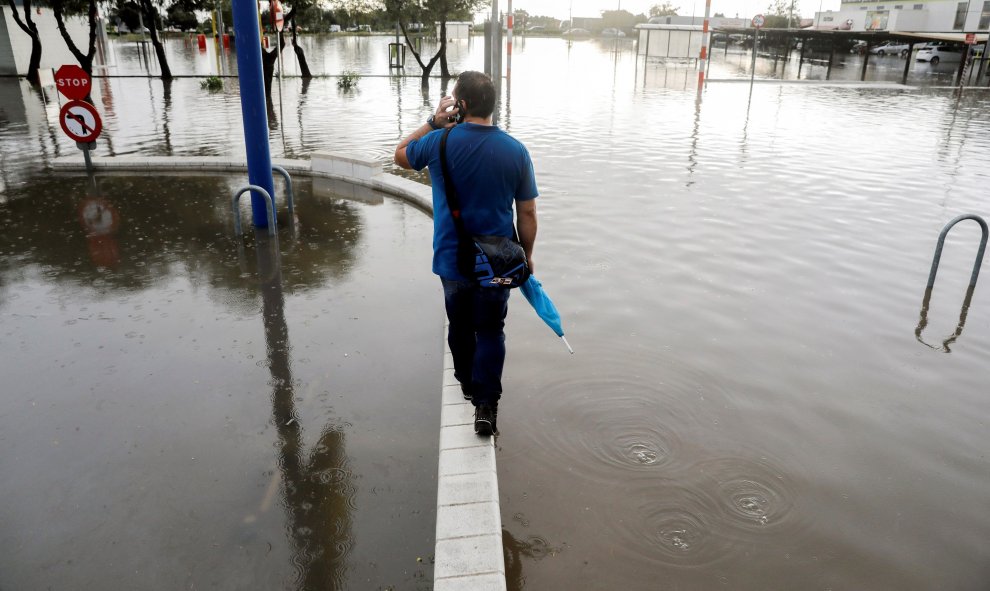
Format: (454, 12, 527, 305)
(405, 123, 539, 280)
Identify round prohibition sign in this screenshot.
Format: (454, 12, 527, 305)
(752, 14, 766, 28)
(59, 100, 102, 143)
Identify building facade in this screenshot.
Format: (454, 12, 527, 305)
(815, 0, 990, 32)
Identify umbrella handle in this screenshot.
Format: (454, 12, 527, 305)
(560, 335, 574, 354)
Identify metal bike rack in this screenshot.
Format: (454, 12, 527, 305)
(271, 165, 295, 223)
(231, 184, 277, 237)
(915, 214, 988, 352)
(924, 214, 988, 290)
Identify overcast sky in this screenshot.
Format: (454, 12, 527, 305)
(500, 0, 843, 21)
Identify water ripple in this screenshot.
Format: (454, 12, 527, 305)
(694, 455, 809, 540)
(609, 484, 725, 567)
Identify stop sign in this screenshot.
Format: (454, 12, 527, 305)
(54, 64, 91, 101)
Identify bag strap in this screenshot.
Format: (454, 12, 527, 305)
(439, 127, 473, 244)
(439, 126, 520, 242)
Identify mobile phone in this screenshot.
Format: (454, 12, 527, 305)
(455, 100, 465, 124)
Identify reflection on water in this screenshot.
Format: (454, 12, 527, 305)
(254, 230, 352, 589)
(916, 284, 978, 352)
(3, 32, 990, 591)
(502, 528, 565, 590)
(0, 174, 438, 589)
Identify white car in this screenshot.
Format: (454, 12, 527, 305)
(601, 28, 626, 38)
(916, 45, 964, 65)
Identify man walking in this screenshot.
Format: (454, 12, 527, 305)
(394, 71, 539, 436)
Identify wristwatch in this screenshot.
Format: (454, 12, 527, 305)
(427, 115, 442, 130)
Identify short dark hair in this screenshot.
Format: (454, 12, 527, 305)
(453, 71, 496, 119)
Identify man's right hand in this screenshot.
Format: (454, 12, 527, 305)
(434, 95, 459, 128)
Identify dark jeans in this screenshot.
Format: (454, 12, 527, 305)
(441, 278, 510, 408)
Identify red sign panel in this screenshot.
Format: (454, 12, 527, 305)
(59, 100, 102, 143)
(965, 33, 976, 45)
(752, 14, 765, 29)
(272, 0, 284, 31)
(54, 64, 91, 100)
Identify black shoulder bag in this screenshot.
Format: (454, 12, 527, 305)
(439, 127, 531, 289)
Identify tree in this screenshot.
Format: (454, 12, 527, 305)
(6, 0, 43, 84)
(284, 0, 313, 78)
(649, 2, 678, 17)
(383, 0, 440, 86)
(765, 0, 799, 27)
(513, 8, 528, 30)
(381, 0, 484, 85)
(166, 0, 199, 31)
(51, 0, 99, 79)
(112, 0, 142, 31)
(137, 0, 172, 79)
(430, 0, 485, 78)
(601, 9, 636, 29)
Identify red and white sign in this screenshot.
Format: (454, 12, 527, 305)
(965, 33, 976, 45)
(54, 64, 91, 101)
(59, 100, 102, 143)
(752, 14, 765, 28)
(272, 0, 284, 32)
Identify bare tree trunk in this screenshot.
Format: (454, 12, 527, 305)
(262, 31, 286, 103)
(139, 0, 172, 79)
(439, 18, 450, 79)
(287, 9, 311, 79)
(399, 23, 442, 88)
(7, 0, 43, 84)
(51, 0, 97, 84)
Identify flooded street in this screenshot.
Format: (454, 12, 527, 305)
(2, 34, 990, 589)
(0, 175, 440, 589)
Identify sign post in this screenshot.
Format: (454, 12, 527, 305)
(54, 65, 101, 175)
(272, 0, 284, 32)
(751, 14, 764, 85)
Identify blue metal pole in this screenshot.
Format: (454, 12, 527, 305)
(231, 0, 274, 228)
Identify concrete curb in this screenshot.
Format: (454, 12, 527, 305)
(49, 152, 506, 589)
(434, 337, 505, 589)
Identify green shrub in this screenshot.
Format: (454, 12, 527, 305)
(337, 71, 360, 90)
(200, 76, 223, 92)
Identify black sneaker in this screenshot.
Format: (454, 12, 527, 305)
(474, 404, 496, 436)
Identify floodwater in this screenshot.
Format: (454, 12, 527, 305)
(3, 34, 990, 590)
(0, 175, 440, 589)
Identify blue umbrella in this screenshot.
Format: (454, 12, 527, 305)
(519, 275, 573, 354)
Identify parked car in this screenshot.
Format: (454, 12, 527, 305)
(869, 41, 912, 57)
(328, 24, 341, 33)
(526, 25, 546, 33)
(849, 40, 867, 54)
(916, 44, 964, 65)
(562, 28, 590, 37)
(601, 27, 626, 38)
